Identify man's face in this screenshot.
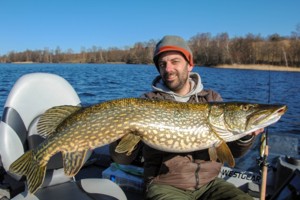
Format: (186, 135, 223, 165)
(157, 51, 193, 94)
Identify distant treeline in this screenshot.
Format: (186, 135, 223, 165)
(1, 32, 300, 67)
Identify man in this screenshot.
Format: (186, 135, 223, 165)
(110, 35, 262, 199)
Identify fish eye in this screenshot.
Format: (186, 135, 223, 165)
(241, 105, 250, 111)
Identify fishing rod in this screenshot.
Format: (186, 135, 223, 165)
(260, 130, 269, 200)
(259, 67, 272, 200)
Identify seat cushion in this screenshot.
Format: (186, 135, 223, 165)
(12, 179, 126, 200)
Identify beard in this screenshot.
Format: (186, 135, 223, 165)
(162, 70, 189, 92)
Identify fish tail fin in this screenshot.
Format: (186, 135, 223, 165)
(9, 150, 47, 194)
(209, 141, 235, 167)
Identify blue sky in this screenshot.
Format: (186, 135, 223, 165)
(1, 0, 299, 55)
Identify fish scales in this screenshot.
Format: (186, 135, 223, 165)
(9, 98, 287, 194)
(51, 98, 212, 152)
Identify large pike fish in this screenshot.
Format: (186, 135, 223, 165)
(9, 98, 287, 194)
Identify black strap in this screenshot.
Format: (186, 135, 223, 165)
(0, 166, 25, 199)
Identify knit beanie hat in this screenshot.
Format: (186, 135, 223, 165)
(153, 35, 194, 70)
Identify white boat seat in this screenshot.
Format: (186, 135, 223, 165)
(12, 179, 125, 200)
(0, 73, 127, 200)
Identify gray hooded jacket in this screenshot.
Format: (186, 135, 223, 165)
(142, 72, 222, 103)
(151, 72, 204, 102)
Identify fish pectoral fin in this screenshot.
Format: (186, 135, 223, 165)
(208, 141, 235, 167)
(37, 105, 82, 138)
(62, 149, 88, 176)
(115, 134, 141, 156)
(208, 147, 218, 162)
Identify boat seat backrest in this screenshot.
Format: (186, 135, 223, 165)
(0, 72, 128, 200)
(0, 73, 82, 184)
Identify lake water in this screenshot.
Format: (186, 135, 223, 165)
(0, 63, 299, 160)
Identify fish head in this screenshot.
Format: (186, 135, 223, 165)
(222, 103, 287, 135)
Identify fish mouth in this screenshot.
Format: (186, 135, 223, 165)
(246, 105, 287, 132)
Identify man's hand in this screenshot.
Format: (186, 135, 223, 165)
(252, 128, 264, 136)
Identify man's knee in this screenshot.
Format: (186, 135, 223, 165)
(202, 178, 253, 200)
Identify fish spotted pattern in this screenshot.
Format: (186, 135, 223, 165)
(9, 98, 287, 194)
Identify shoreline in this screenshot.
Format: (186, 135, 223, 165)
(214, 64, 300, 72)
(6, 62, 300, 72)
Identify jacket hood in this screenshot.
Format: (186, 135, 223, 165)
(151, 72, 204, 102)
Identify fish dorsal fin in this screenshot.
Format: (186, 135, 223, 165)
(62, 149, 88, 176)
(115, 134, 141, 156)
(37, 105, 81, 138)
